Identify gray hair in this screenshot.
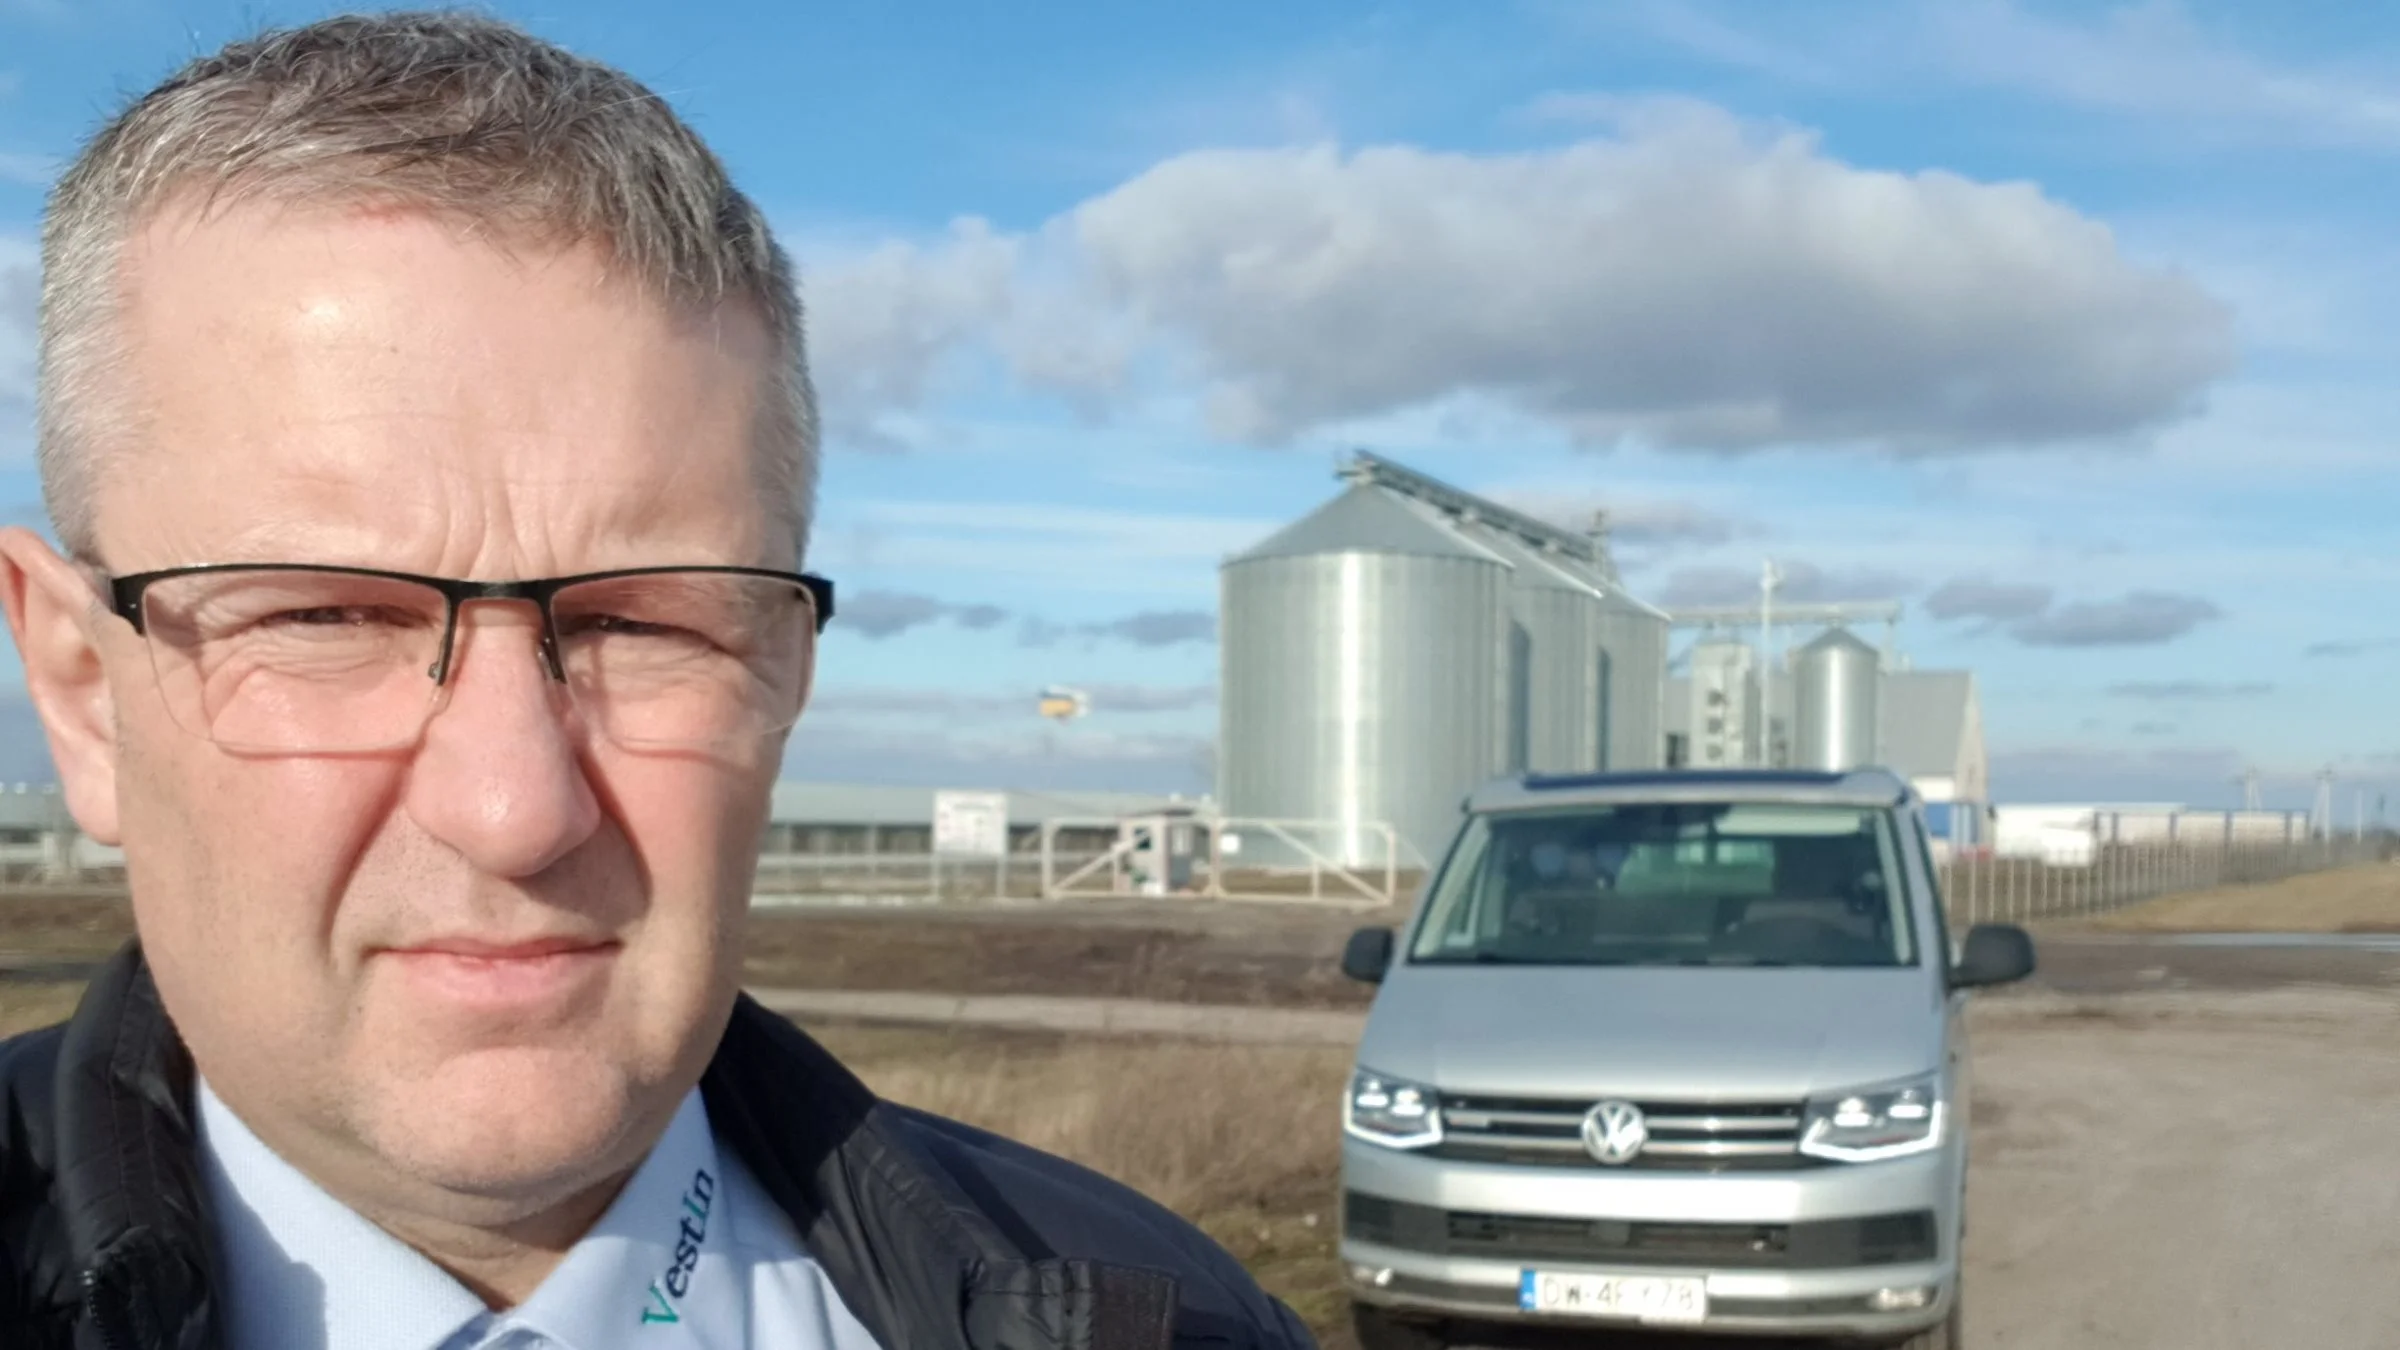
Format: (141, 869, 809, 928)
(36, 8, 816, 562)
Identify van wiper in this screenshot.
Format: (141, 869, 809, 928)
(1672, 954, 1797, 967)
(1443, 952, 1650, 966)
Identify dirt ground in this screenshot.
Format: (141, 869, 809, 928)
(742, 900, 1378, 1008)
(1956, 986, 2400, 1350)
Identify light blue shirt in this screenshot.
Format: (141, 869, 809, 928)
(196, 1079, 885, 1350)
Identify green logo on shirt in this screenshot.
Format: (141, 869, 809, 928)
(640, 1167, 718, 1326)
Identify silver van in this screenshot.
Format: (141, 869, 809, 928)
(1336, 769, 2035, 1349)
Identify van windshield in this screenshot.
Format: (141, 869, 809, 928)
(1408, 802, 1919, 968)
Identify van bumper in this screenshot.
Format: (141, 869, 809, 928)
(1339, 1137, 1961, 1341)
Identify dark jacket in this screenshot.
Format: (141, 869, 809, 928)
(0, 943, 1318, 1350)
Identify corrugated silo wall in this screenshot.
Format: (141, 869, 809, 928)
(1594, 605, 1670, 770)
(1512, 582, 1605, 775)
(1792, 636, 1881, 772)
(1219, 550, 1508, 870)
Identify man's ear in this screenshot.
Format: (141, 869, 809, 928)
(0, 527, 123, 845)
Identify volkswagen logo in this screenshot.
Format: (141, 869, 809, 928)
(1581, 1100, 1648, 1165)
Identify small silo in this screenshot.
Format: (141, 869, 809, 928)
(1218, 482, 1509, 869)
(1792, 627, 1882, 772)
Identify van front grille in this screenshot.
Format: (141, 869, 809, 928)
(1344, 1193, 1938, 1270)
(1432, 1094, 1816, 1170)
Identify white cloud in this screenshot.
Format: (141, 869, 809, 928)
(805, 102, 2232, 455)
(1926, 577, 2054, 624)
(1605, 0, 2400, 153)
(0, 234, 34, 461)
(783, 718, 1210, 794)
(0, 151, 54, 186)
(1923, 0, 2400, 150)
(814, 499, 1279, 595)
(2107, 680, 2274, 701)
(1989, 744, 2396, 810)
(800, 219, 1020, 448)
(2011, 590, 2222, 648)
(1491, 489, 1766, 556)
(1657, 559, 1918, 608)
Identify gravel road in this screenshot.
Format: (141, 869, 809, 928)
(1960, 984, 2400, 1350)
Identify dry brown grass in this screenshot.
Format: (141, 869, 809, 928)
(809, 1023, 1357, 1343)
(741, 911, 1373, 1010)
(0, 893, 133, 957)
(2086, 863, 2400, 933)
(0, 981, 87, 1038)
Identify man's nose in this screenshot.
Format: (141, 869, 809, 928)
(404, 603, 602, 878)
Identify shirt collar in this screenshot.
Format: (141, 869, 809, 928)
(196, 1079, 490, 1350)
(198, 1081, 741, 1350)
(499, 1087, 741, 1347)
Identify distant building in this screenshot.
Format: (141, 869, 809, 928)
(0, 780, 1194, 882)
(759, 781, 1189, 855)
(1667, 668, 1991, 851)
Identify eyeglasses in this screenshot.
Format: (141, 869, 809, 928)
(104, 563, 837, 754)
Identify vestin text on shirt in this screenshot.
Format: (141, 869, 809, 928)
(641, 1167, 718, 1325)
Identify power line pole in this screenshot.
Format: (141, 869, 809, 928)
(1757, 559, 1781, 769)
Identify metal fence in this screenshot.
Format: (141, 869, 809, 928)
(1936, 834, 2391, 928)
(751, 816, 1413, 910)
(751, 851, 1078, 906)
(4, 819, 2388, 925)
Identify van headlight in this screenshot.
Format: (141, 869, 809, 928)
(1798, 1074, 1944, 1162)
(1344, 1068, 1443, 1149)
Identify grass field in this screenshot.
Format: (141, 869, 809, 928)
(0, 980, 83, 1038)
(816, 1023, 1356, 1343)
(2086, 862, 2400, 932)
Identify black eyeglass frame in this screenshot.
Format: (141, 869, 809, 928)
(105, 562, 837, 687)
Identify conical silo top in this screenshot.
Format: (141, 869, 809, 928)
(1226, 483, 1499, 565)
(1453, 518, 1595, 593)
(1800, 626, 1878, 657)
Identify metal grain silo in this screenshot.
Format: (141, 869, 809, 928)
(1792, 627, 1881, 771)
(1457, 525, 1608, 777)
(1590, 583, 1671, 770)
(1218, 483, 1509, 869)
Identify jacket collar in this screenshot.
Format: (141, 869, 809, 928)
(56, 942, 217, 1350)
(56, 942, 1177, 1350)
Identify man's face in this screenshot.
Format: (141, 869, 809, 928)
(8, 200, 798, 1213)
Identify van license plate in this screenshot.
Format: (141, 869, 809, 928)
(1519, 1270, 1707, 1324)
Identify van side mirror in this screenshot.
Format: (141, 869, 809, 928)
(1341, 926, 1397, 984)
(1951, 923, 2036, 989)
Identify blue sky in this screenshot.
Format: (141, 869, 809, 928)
(1, 0, 2395, 815)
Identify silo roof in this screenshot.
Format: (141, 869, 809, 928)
(1454, 517, 1600, 593)
(1800, 626, 1879, 655)
(1226, 483, 1504, 565)
(1224, 450, 1672, 619)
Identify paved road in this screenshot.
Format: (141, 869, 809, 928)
(2026, 930, 2400, 994)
